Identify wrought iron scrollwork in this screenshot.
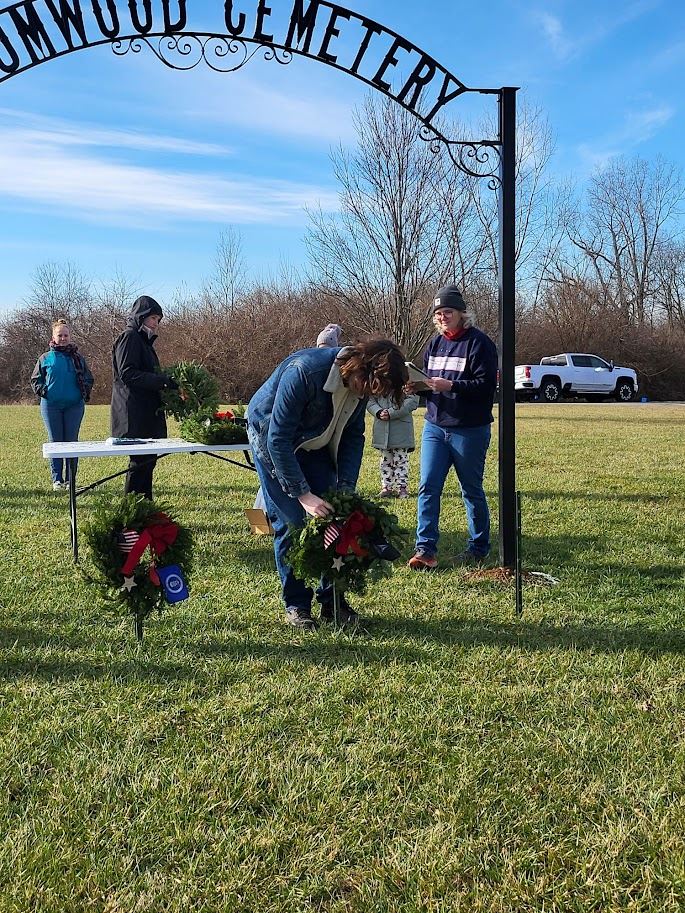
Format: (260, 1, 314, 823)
(112, 35, 293, 74)
(419, 125, 501, 190)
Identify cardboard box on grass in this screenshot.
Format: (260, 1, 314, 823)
(245, 508, 275, 536)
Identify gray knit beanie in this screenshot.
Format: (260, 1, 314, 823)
(316, 323, 343, 347)
(433, 285, 466, 313)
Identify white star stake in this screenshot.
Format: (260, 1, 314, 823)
(332, 556, 344, 571)
(120, 576, 137, 592)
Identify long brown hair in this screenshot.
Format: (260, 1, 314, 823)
(337, 339, 408, 406)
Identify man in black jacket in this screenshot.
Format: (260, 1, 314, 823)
(111, 296, 178, 499)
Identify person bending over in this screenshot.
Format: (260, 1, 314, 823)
(247, 339, 408, 631)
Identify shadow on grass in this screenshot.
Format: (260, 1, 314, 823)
(522, 490, 673, 504)
(1, 487, 71, 503)
(365, 614, 685, 656)
(2, 607, 684, 685)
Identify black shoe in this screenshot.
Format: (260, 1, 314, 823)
(285, 607, 318, 631)
(319, 595, 359, 625)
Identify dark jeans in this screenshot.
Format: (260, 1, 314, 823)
(253, 448, 337, 612)
(40, 399, 85, 483)
(125, 455, 158, 500)
(416, 421, 492, 558)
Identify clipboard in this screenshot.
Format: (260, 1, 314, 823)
(405, 361, 431, 393)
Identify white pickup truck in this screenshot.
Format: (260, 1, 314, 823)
(515, 354, 639, 403)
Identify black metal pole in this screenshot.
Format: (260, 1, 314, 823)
(498, 87, 518, 568)
(515, 490, 523, 616)
(68, 457, 78, 563)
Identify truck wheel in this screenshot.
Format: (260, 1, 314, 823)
(540, 379, 561, 403)
(615, 379, 635, 402)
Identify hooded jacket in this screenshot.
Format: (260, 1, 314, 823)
(110, 296, 174, 438)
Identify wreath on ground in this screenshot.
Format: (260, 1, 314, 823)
(179, 408, 248, 445)
(160, 361, 220, 420)
(83, 493, 193, 641)
(287, 490, 406, 596)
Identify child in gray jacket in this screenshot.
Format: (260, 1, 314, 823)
(366, 393, 420, 498)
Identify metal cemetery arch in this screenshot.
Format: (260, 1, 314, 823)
(0, 0, 518, 567)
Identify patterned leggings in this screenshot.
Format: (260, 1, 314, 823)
(379, 448, 410, 492)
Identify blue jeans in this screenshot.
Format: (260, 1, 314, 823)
(40, 399, 85, 483)
(253, 447, 337, 612)
(416, 421, 492, 558)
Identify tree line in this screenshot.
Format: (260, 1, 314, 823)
(1, 96, 684, 404)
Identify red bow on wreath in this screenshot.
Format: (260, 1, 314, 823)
(335, 510, 374, 558)
(120, 512, 179, 586)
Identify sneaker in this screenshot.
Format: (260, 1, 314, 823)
(52, 481, 65, 491)
(379, 488, 396, 498)
(285, 607, 318, 631)
(397, 487, 409, 499)
(452, 550, 487, 565)
(407, 552, 438, 571)
(319, 594, 359, 625)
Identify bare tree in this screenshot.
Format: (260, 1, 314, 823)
(307, 96, 570, 356)
(569, 156, 684, 325)
(461, 103, 573, 314)
(652, 241, 685, 330)
(200, 226, 247, 314)
(24, 260, 93, 319)
(306, 96, 453, 358)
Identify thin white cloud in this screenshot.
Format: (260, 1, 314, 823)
(533, 0, 662, 63)
(651, 38, 685, 70)
(576, 103, 674, 171)
(0, 108, 231, 156)
(0, 120, 339, 228)
(129, 56, 359, 145)
(189, 76, 358, 144)
(536, 13, 572, 60)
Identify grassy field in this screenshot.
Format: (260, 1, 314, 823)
(0, 403, 684, 912)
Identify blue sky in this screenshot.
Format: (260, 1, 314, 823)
(0, 0, 683, 313)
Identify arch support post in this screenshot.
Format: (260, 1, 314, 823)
(497, 86, 517, 569)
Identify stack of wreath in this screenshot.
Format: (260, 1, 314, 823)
(160, 361, 248, 445)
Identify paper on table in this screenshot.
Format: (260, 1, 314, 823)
(405, 362, 431, 392)
(105, 437, 154, 445)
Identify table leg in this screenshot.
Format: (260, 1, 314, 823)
(68, 457, 78, 563)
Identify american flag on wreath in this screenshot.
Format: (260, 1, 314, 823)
(117, 529, 140, 554)
(323, 521, 343, 549)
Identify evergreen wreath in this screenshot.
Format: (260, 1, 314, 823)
(179, 409, 248, 445)
(287, 490, 406, 596)
(83, 493, 193, 641)
(160, 361, 220, 420)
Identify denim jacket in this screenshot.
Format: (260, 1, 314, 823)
(247, 347, 366, 497)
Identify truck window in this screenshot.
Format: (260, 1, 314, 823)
(570, 355, 592, 367)
(540, 355, 567, 366)
(587, 356, 609, 369)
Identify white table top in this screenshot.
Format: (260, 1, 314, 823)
(43, 438, 251, 459)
